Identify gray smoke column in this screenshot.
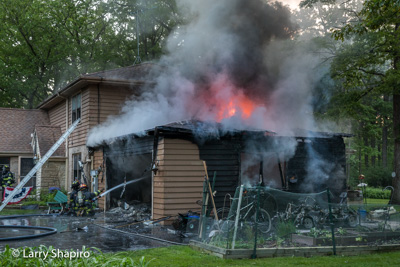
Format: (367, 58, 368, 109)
(87, 0, 323, 146)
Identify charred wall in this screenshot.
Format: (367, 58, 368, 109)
(198, 139, 241, 210)
(104, 136, 153, 207)
(286, 136, 347, 201)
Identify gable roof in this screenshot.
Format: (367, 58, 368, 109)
(37, 62, 157, 110)
(0, 108, 50, 154)
(34, 125, 65, 157)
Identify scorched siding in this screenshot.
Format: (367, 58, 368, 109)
(153, 138, 204, 221)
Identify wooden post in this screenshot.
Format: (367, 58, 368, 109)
(203, 161, 220, 230)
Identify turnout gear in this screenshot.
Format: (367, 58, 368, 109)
(1, 165, 15, 188)
(77, 184, 103, 216)
(67, 180, 81, 215)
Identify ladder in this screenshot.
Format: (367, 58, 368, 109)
(0, 118, 81, 212)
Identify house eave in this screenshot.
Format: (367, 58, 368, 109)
(37, 76, 150, 110)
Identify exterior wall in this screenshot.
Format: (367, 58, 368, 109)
(10, 157, 18, 178)
(40, 159, 66, 190)
(67, 145, 89, 189)
(92, 149, 106, 210)
(48, 101, 67, 133)
(153, 138, 204, 223)
(68, 89, 89, 148)
(87, 84, 134, 130)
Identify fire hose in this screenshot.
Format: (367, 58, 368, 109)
(0, 214, 59, 241)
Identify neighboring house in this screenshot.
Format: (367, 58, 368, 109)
(0, 108, 50, 188)
(34, 63, 155, 209)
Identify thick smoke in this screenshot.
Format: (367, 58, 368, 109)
(87, 0, 325, 147)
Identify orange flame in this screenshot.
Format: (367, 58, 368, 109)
(217, 93, 258, 121)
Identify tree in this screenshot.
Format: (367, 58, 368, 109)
(331, 0, 400, 202)
(0, 0, 184, 108)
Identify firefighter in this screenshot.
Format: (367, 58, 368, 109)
(77, 183, 103, 216)
(1, 165, 15, 200)
(67, 180, 80, 215)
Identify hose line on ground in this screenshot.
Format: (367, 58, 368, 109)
(0, 225, 57, 241)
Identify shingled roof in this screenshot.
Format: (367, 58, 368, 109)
(34, 125, 65, 157)
(0, 108, 50, 154)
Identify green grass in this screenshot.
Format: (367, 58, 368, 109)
(2, 245, 399, 267)
(0, 245, 399, 267)
(0, 209, 43, 215)
(365, 198, 389, 205)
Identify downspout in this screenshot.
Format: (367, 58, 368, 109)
(64, 94, 70, 190)
(97, 83, 101, 124)
(151, 127, 160, 219)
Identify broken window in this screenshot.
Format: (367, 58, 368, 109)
(71, 93, 81, 122)
(72, 153, 82, 182)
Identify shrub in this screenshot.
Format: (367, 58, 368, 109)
(362, 167, 392, 188)
(364, 187, 391, 199)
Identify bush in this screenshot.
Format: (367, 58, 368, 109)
(362, 167, 392, 188)
(364, 187, 391, 199)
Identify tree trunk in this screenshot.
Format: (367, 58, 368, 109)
(392, 94, 400, 204)
(391, 22, 400, 203)
(371, 134, 376, 167)
(382, 94, 389, 168)
(364, 135, 369, 168)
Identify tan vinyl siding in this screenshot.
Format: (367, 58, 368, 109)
(153, 138, 204, 223)
(68, 89, 88, 148)
(48, 102, 66, 132)
(93, 149, 106, 210)
(87, 84, 135, 130)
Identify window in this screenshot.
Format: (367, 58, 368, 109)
(73, 153, 82, 181)
(21, 158, 36, 188)
(72, 93, 81, 122)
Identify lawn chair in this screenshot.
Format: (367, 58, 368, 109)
(46, 190, 68, 214)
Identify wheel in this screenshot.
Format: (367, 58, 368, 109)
(303, 216, 314, 229)
(187, 219, 199, 233)
(253, 208, 271, 234)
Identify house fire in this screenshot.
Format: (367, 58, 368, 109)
(92, 120, 350, 223)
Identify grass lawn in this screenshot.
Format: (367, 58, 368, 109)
(0, 208, 44, 216)
(365, 198, 389, 205)
(2, 245, 400, 267)
(110, 245, 399, 267)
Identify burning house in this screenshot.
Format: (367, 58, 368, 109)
(82, 0, 353, 223)
(91, 120, 350, 223)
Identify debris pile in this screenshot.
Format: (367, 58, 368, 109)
(104, 202, 151, 223)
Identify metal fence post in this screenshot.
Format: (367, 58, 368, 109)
(327, 188, 336, 256)
(252, 185, 261, 259)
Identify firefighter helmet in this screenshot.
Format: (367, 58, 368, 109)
(79, 184, 88, 191)
(4, 165, 10, 171)
(72, 180, 80, 190)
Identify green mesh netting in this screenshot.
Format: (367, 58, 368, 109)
(198, 186, 400, 250)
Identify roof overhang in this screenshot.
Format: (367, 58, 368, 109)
(37, 76, 149, 110)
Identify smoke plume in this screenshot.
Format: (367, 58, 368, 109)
(87, 0, 322, 147)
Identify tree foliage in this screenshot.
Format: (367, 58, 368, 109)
(0, 0, 183, 108)
(329, 0, 400, 202)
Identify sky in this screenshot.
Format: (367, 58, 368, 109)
(282, 0, 302, 9)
